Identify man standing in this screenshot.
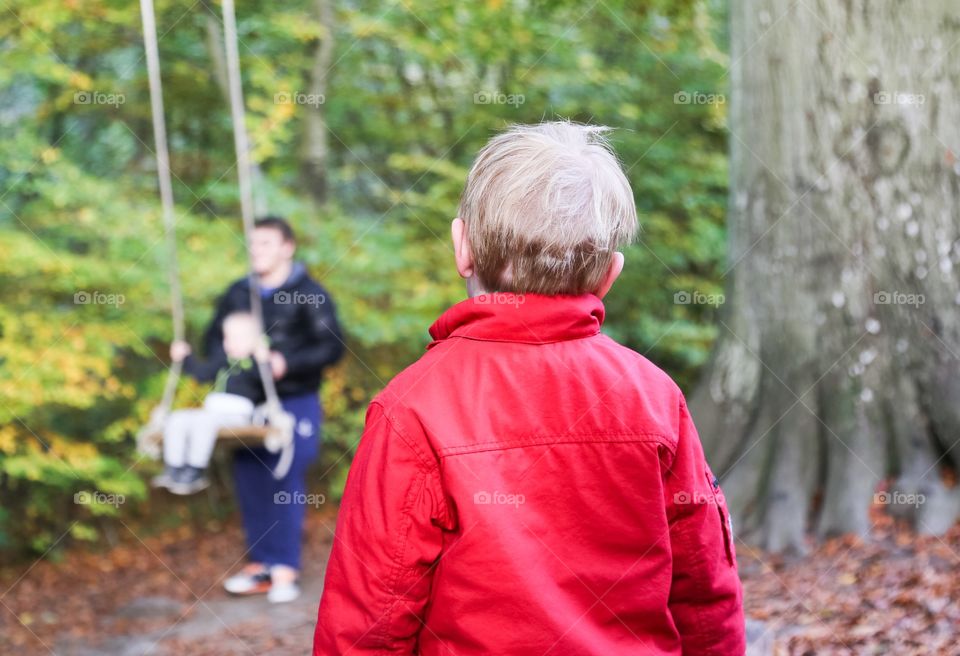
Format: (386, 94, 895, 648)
(206, 216, 343, 603)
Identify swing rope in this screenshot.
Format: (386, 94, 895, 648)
(139, 0, 184, 427)
(221, 0, 295, 477)
(220, 0, 286, 419)
(136, 0, 295, 478)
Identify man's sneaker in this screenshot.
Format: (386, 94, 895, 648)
(150, 465, 180, 490)
(168, 466, 210, 495)
(224, 565, 271, 596)
(267, 578, 301, 604)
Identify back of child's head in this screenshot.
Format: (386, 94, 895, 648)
(458, 121, 638, 296)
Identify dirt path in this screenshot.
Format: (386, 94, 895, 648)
(55, 580, 323, 656)
(1, 511, 337, 656)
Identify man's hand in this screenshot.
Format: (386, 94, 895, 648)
(269, 351, 288, 380)
(170, 340, 192, 363)
(253, 340, 271, 363)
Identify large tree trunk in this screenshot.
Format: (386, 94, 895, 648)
(300, 0, 335, 205)
(692, 0, 960, 553)
(203, 0, 268, 216)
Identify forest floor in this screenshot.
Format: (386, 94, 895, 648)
(1, 504, 958, 655)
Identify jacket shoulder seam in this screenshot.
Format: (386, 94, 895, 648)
(369, 400, 436, 473)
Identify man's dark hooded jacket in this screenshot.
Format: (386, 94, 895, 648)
(203, 263, 344, 397)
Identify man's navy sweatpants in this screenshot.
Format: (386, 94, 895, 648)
(233, 392, 321, 570)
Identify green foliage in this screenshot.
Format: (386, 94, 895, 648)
(0, 0, 728, 555)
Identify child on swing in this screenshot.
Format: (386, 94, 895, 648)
(314, 122, 745, 655)
(151, 311, 267, 495)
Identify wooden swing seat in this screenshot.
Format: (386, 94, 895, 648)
(138, 423, 287, 454)
(137, 405, 296, 477)
(212, 424, 276, 446)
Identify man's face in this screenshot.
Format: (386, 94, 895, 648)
(250, 227, 295, 276)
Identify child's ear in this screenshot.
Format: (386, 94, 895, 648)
(593, 252, 624, 299)
(451, 218, 475, 279)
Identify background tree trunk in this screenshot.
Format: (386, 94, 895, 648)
(203, 3, 230, 100)
(203, 0, 268, 216)
(692, 0, 960, 553)
(300, 0, 335, 205)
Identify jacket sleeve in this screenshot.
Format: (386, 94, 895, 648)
(181, 353, 225, 383)
(279, 287, 344, 376)
(314, 400, 451, 655)
(665, 397, 746, 655)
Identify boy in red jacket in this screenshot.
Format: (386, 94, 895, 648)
(314, 122, 746, 655)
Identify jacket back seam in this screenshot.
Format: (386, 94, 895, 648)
(439, 433, 676, 458)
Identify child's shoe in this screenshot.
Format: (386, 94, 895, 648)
(150, 465, 180, 490)
(169, 466, 210, 495)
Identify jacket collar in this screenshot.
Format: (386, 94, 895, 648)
(243, 261, 308, 293)
(428, 293, 605, 346)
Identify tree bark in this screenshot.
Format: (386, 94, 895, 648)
(692, 0, 960, 553)
(300, 0, 335, 205)
(203, 0, 268, 216)
(203, 3, 230, 100)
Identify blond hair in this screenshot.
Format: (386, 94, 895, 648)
(458, 121, 638, 295)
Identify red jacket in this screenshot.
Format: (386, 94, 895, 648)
(314, 293, 745, 655)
